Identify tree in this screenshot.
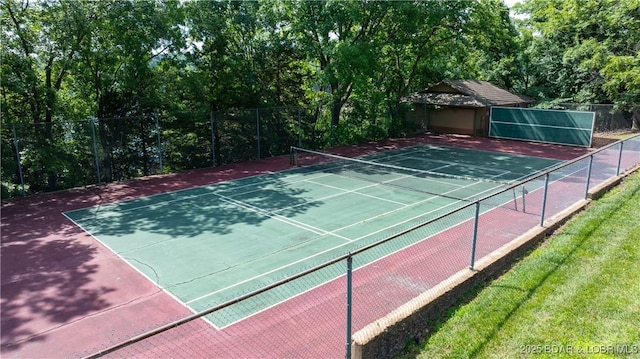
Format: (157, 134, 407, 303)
(601, 52, 640, 130)
(516, 0, 640, 105)
(1, 0, 91, 190)
(70, 0, 182, 180)
(377, 0, 480, 131)
(283, 0, 391, 130)
(467, 0, 522, 91)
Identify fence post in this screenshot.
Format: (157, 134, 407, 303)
(424, 102, 428, 131)
(345, 255, 353, 359)
(540, 173, 550, 227)
(90, 119, 102, 185)
(11, 125, 26, 196)
(469, 201, 480, 270)
(210, 111, 216, 167)
(256, 108, 261, 159)
(155, 116, 163, 173)
(298, 107, 302, 148)
(584, 155, 594, 199)
(616, 141, 624, 176)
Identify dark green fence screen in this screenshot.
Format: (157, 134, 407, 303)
(489, 107, 595, 147)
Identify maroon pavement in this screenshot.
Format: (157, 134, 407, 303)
(1, 133, 588, 358)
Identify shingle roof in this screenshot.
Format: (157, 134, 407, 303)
(402, 92, 486, 107)
(403, 80, 532, 107)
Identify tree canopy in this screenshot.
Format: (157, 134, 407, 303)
(1, 0, 639, 195)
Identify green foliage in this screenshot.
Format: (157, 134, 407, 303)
(602, 52, 640, 105)
(2, 0, 638, 196)
(516, 0, 640, 104)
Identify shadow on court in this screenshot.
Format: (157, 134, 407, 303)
(67, 176, 323, 240)
(0, 210, 113, 352)
(0, 155, 294, 357)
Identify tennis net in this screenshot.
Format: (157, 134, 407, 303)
(289, 146, 517, 203)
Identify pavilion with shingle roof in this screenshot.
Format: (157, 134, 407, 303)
(402, 80, 533, 135)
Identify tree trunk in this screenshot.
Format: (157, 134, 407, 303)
(330, 101, 342, 128)
(330, 100, 343, 146)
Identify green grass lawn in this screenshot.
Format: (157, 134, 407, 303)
(399, 171, 640, 359)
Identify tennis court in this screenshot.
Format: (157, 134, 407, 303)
(63, 144, 560, 328)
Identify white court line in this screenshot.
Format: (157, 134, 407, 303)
(340, 184, 505, 242)
(387, 153, 513, 173)
(212, 172, 335, 197)
(185, 187, 475, 311)
(252, 174, 412, 215)
(68, 189, 225, 221)
(323, 178, 489, 236)
(213, 193, 355, 241)
(66, 147, 567, 330)
(60, 212, 195, 315)
(301, 177, 411, 206)
(66, 169, 336, 221)
(285, 168, 506, 242)
(184, 232, 357, 305)
(330, 164, 471, 190)
(68, 144, 498, 221)
(373, 148, 531, 181)
(68, 172, 337, 222)
(214, 169, 558, 329)
(186, 170, 500, 306)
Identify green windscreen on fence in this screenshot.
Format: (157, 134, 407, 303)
(489, 106, 595, 147)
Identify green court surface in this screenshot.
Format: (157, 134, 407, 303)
(64, 145, 560, 327)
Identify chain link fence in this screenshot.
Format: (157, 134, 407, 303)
(0, 106, 328, 198)
(557, 103, 639, 133)
(2, 103, 636, 199)
(79, 134, 639, 359)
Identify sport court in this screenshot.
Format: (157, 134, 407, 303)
(63, 144, 561, 328)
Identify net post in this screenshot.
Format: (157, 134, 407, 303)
(584, 155, 594, 199)
(470, 201, 480, 270)
(289, 146, 295, 166)
(521, 185, 527, 213)
(540, 173, 550, 227)
(616, 141, 624, 176)
(345, 254, 353, 359)
(11, 124, 26, 196)
(90, 118, 102, 185)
